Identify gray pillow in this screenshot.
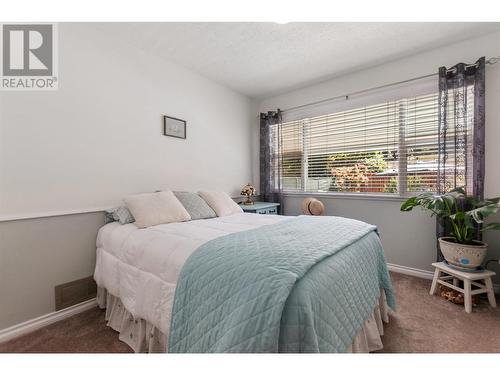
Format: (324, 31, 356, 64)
(173, 191, 217, 220)
(104, 206, 135, 225)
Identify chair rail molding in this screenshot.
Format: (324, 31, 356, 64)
(0, 207, 110, 223)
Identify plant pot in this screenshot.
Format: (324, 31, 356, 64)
(438, 237, 488, 269)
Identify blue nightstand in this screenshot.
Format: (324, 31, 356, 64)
(239, 201, 280, 215)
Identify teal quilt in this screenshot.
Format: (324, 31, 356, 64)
(169, 215, 395, 353)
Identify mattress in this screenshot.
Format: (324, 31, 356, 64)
(94, 212, 391, 352)
(94, 213, 290, 338)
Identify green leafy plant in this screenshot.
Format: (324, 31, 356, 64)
(400, 187, 500, 244)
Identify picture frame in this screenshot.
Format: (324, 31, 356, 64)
(163, 115, 187, 139)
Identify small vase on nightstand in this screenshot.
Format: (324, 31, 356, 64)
(240, 183, 256, 205)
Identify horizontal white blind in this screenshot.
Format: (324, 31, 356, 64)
(281, 77, 437, 123)
(276, 92, 442, 195)
(404, 94, 440, 194)
(280, 120, 303, 190)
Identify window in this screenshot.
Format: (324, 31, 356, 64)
(273, 92, 452, 196)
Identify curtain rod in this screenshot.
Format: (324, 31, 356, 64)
(281, 56, 500, 114)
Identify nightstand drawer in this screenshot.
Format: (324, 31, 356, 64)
(267, 207, 278, 215)
(240, 202, 280, 215)
(256, 207, 277, 215)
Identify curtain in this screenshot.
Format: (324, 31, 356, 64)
(436, 57, 486, 261)
(259, 110, 282, 203)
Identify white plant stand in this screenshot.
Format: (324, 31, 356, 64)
(430, 262, 496, 313)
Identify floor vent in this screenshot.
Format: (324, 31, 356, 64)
(54, 276, 97, 311)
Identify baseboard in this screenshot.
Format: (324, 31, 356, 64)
(1, 262, 498, 345)
(0, 298, 97, 344)
(387, 263, 435, 280)
(388, 263, 500, 294)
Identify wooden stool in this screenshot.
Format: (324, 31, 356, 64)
(430, 262, 496, 313)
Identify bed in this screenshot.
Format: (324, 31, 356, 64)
(94, 212, 394, 353)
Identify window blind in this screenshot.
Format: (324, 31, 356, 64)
(273, 92, 446, 196)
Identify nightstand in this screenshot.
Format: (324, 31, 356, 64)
(239, 201, 280, 215)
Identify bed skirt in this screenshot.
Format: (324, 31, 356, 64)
(97, 287, 389, 353)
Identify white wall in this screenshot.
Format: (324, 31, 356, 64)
(0, 24, 255, 218)
(258, 30, 500, 279)
(0, 23, 257, 330)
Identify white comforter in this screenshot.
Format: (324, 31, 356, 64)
(94, 213, 289, 336)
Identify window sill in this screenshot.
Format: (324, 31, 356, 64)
(281, 191, 409, 202)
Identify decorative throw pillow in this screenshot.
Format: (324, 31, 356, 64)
(124, 191, 191, 228)
(198, 191, 243, 217)
(173, 191, 216, 220)
(104, 206, 136, 224)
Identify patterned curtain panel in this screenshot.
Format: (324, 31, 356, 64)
(259, 110, 283, 203)
(436, 57, 486, 260)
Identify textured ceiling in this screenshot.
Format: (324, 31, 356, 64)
(96, 23, 500, 99)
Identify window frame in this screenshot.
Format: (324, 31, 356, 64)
(275, 92, 442, 199)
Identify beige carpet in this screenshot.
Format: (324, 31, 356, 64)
(0, 272, 498, 353)
(379, 273, 500, 353)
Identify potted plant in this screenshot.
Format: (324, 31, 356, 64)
(400, 187, 500, 270)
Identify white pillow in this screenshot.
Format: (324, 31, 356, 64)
(124, 191, 191, 228)
(198, 191, 243, 217)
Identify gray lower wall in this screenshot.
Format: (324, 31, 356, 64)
(282, 195, 500, 284)
(0, 212, 104, 330)
(1, 197, 499, 331)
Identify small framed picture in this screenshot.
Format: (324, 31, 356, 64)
(163, 115, 186, 139)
